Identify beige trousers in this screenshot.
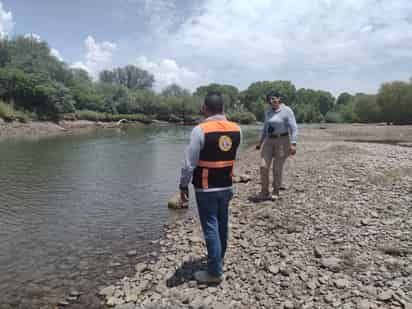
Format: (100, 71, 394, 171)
(260, 136, 290, 194)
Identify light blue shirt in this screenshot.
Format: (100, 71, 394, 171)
(260, 104, 298, 144)
(179, 114, 242, 191)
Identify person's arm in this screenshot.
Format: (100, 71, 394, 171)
(286, 107, 298, 155)
(257, 112, 268, 149)
(179, 126, 204, 199)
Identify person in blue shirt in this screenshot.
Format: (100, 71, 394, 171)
(255, 90, 298, 199)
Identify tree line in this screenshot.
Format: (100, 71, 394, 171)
(0, 35, 411, 125)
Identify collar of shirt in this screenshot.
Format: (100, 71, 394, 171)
(270, 103, 284, 114)
(203, 114, 227, 122)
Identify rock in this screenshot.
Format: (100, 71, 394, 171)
(58, 300, 70, 306)
(324, 293, 335, 304)
(114, 304, 136, 309)
(334, 278, 350, 289)
(126, 250, 137, 257)
(403, 303, 412, 309)
(279, 264, 290, 276)
(361, 219, 370, 226)
(99, 285, 116, 297)
(124, 287, 139, 302)
(306, 280, 317, 290)
(135, 263, 148, 273)
(314, 246, 323, 258)
(107, 297, 125, 307)
(283, 300, 295, 309)
(280, 250, 288, 258)
(167, 193, 188, 209)
(356, 300, 371, 309)
(189, 236, 203, 243)
(69, 290, 81, 298)
(110, 262, 121, 267)
(233, 174, 252, 183)
(66, 296, 78, 302)
(342, 303, 354, 309)
(320, 257, 341, 272)
(377, 290, 393, 301)
(268, 265, 280, 275)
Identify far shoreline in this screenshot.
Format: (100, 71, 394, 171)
(0, 119, 189, 140)
(2, 119, 412, 147)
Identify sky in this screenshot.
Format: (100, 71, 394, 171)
(1, 0, 412, 95)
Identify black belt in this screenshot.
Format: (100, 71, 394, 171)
(268, 132, 289, 138)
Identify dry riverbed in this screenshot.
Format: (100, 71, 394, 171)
(90, 124, 412, 309)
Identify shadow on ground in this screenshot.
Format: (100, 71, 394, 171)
(166, 257, 207, 288)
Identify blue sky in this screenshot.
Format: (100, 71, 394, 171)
(1, 0, 412, 95)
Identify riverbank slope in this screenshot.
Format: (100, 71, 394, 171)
(0, 120, 149, 139)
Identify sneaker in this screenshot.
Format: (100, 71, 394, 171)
(194, 270, 223, 284)
(256, 192, 271, 201)
(270, 194, 281, 200)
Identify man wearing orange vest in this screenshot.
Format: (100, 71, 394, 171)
(179, 91, 241, 284)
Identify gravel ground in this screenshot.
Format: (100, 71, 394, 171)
(82, 125, 412, 309)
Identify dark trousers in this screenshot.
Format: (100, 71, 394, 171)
(195, 189, 233, 277)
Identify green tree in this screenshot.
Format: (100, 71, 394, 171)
(336, 92, 353, 106)
(377, 81, 412, 124)
(353, 94, 380, 123)
(99, 65, 154, 90)
(161, 84, 191, 97)
(194, 83, 239, 112)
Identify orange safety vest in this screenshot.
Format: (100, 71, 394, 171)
(192, 120, 241, 189)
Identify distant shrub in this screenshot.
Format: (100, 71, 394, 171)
(325, 111, 344, 123)
(228, 111, 257, 124)
(0, 101, 31, 123)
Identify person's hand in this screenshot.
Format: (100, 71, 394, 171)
(255, 144, 261, 150)
(289, 144, 296, 156)
(180, 186, 189, 203)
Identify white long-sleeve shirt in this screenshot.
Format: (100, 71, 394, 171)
(260, 104, 298, 145)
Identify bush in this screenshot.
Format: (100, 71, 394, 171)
(324, 111, 344, 123)
(228, 111, 257, 124)
(0, 101, 30, 123)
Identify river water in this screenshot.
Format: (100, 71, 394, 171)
(0, 125, 259, 308)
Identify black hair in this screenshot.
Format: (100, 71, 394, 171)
(266, 90, 281, 102)
(204, 91, 224, 114)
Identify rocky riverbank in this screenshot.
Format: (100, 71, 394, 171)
(94, 124, 412, 309)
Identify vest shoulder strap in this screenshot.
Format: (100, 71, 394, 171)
(200, 120, 240, 133)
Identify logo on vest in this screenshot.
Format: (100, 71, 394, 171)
(218, 135, 233, 152)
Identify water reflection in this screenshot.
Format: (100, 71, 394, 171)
(0, 125, 259, 308)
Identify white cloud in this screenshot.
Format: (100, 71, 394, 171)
(50, 48, 63, 61)
(136, 56, 209, 91)
(24, 33, 42, 42)
(0, 2, 14, 37)
(153, 0, 412, 94)
(72, 36, 117, 79)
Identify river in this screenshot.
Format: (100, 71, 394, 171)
(0, 125, 259, 308)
